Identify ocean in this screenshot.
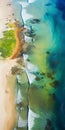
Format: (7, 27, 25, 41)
(12, 0, 65, 130)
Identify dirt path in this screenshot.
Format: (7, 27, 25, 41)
(10, 23, 24, 59)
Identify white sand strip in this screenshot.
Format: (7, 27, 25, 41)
(0, 0, 14, 38)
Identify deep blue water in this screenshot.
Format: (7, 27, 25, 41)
(12, 0, 65, 130)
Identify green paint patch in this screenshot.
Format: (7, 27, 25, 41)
(0, 30, 16, 58)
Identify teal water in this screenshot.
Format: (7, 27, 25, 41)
(12, 0, 65, 130)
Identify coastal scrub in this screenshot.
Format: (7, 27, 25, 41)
(0, 30, 16, 58)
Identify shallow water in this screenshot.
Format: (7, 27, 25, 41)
(11, 0, 65, 130)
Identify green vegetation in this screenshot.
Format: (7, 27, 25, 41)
(0, 30, 16, 58)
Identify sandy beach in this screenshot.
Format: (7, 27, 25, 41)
(0, 0, 14, 38)
(0, 59, 18, 130)
(0, 1, 19, 130)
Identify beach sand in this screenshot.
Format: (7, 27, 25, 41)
(0, 59, 18, 130)
(0, 1, 19, 130)
(0, 0, 14, 38)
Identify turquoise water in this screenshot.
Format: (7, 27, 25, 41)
(12, 0, 65, 130)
